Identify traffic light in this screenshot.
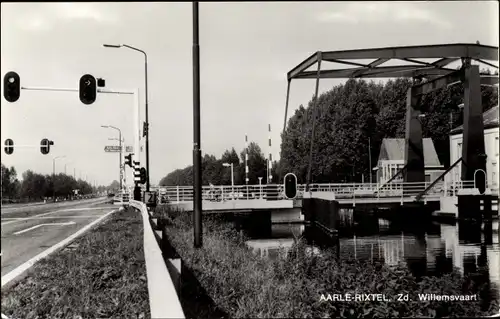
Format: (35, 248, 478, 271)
(125, 153, 134, 168)
(79, 74, 97, 105)
(97, 78, 105, 87)
(40, 138, 54, 155)
(4, 139, 14, 155)
(143, 122, 148, 137)
(284, 173, 297, 199)
(140, 167, 147, 184)
(3, 71, 20, 103)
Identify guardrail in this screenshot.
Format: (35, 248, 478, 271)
(128, 200, 185, 319)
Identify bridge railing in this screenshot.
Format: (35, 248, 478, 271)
(163, 184, 285, 203)
(160, 180, 497, 203)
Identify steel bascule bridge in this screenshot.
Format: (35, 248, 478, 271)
(152, 43, 499, 218)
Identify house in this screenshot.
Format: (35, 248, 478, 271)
(373, 138, 444, 184)
(446, 105, 499, 190)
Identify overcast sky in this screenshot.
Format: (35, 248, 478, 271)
(1, 1, 498, 186)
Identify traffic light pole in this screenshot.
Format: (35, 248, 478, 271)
(19, 85, 144, 200)
(134, 88, 142, 201)
(119, 132, 123, 191)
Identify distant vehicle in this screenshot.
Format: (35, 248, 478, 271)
(108, 193, 115, 198)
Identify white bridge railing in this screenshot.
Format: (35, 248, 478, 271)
(159, 181, 498, 204)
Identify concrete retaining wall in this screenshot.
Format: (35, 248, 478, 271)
(270, 208, 304, 223)
(439, 196, 458, 218)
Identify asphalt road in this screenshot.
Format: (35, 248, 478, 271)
(0, 197, 108, 216)
(1, 198, 116, 277)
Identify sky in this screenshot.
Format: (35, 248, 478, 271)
(1, 1, 498, 187)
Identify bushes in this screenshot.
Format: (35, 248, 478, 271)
(160, 206, 499, 318)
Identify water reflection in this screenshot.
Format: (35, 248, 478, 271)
(237, 212, 500, 305)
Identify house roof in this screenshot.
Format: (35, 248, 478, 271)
(378, 138, 442, 167)
(450, 105, 499, 135)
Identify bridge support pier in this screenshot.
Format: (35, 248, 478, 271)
(457, 195, 493, 221)
(403, 86, 425, 195)
(456, 63, 487, 219)
(302, 198, 339, 234)
(461, 63, 487, 193)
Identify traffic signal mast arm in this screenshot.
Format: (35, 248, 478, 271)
(20, 86, 134, 95)
(4, 144, 46, 148)
(4, 138, 54, 155)
(5, 71, 143, 199)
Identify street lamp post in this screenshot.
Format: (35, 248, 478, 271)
(109, 136, 126, 189)
(65, 161, 73, 175)
(103, 43, 150, 192)
(53, 155, 66, 202)
(222, 162, 234, 199)
(101, 125, 123, 191)
(191, 1, 203, 248)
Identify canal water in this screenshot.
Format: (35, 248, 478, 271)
(234, 209, 500, 310)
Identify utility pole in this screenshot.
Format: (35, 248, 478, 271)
(192, 1, 202, 248)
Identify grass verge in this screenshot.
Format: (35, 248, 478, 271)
(1, 207, 150, 319)
(156, 206, 499, 318)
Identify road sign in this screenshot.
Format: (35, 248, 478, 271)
(104, 145, 133, 152)
(104, 145, 121, 152)
(144, 191, 157, 208)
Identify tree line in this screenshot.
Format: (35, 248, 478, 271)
(160, 75, 498, 186)
(280, 76, 498, 183)
(1, 163, 112, 203)
(159, 144, 280, 186)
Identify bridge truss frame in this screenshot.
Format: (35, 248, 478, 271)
(283, 43, 499, 197)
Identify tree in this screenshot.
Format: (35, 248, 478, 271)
(279, 75, 498, 184)
(239, 142, 267, 184)
(107, 180, 120, 193)
(1, 164, 20, 200)
(221, 148, 240, 165)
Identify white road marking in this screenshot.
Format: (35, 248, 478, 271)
(0, 199, 106, 215)
(1, 209, 116, 288)
(2, 216, 101, 221)
(57, 207, 111, 212)
(1, 207, 112, 226)
(14, 222, 77, 235)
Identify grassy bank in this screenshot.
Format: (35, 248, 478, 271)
(1, 207, 150, 319)
(157, 206, 499, 318)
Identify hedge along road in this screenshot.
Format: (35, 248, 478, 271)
(1, 199, 117, 281)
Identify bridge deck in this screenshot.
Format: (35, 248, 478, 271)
(169, 199, 294, 212)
